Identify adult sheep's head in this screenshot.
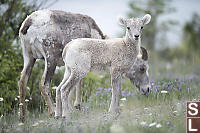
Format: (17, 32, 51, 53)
(125, 47, 151, 96)
(119, 14, 151, 41)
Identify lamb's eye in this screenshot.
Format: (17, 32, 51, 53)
(141, 26, 143, 29)
(127, 27, 130, 30)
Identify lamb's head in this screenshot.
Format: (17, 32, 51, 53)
(125, 47, 150, 96)
(119, 14, 151, 41)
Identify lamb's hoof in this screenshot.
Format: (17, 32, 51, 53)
(55, 116, 61, 120)
(74, 104, 81, 110)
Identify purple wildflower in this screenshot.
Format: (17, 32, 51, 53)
(99, 102, 105, 106)
(96, 88, 102, 91)
(122, 93, 126, 97)
(175, 78, 180, 82)
(69, 129, 73, 133)
(44, 128, 48, 132)
(26, 129, 30, 133)
(124, 88, 128, 91)
(177, 86, 182, 90)
(168, 87, 172, 91)
(96, 91, 101, 95)
(166, 121, 171, 126)
(126, 92, 131, 97)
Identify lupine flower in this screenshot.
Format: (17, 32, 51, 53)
(168, 87, 172, 91)
(177, 86, 181, 90)
(99, 102, 105, 106)
(96, 88, 102, 91)
(44, 128, 48, 132)
(96, 91, 101, 95)
(124, 88, 128, 91)
(166, 121, 171, 126)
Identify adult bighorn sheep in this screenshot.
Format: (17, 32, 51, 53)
(56, 14, 151, 118)
(18, 9, 106, 122)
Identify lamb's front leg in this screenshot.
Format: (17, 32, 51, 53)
(109, 73, 121, 114)
(55, 69, 71, 118)
(61, 72, 80, 118)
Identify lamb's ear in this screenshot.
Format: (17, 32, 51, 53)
(118, 17, 126, 26)
(141, 46, 148, 61)
(142, 14, 151, 25)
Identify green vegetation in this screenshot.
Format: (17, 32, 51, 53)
(1, 60, 200, 133)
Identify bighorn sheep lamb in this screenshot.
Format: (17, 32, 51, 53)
(56, 14, 151, 118)
(18, 9, 106, 122)
(67, 46, 150, 111)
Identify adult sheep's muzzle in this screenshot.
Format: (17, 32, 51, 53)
(136, 84, 151, 96)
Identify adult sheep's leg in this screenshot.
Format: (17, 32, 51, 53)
(56, 67, 71, 118)
(18, 54, 35, 122)
(109, 71, 121, 114)
(74, 80, 82, 110)
(39, 58, 56, 116)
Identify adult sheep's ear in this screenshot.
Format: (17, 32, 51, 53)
(141, 46, 148, 61)
(142, 14, 151, 25)
(118, 17, 126, 26)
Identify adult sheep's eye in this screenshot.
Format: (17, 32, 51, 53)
(141, 26, 143, 29)
(140, 67, 145, 72)
(127, 27, 130, 30)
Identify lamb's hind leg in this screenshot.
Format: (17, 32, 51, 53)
(18, 55, 35, 122)
(68, 80, 82, 111)
(39, 58, 56, 116)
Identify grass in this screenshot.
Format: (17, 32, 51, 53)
(0, 58, 200, 133)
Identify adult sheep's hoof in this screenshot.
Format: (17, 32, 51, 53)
(74, 104, 81, 110)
